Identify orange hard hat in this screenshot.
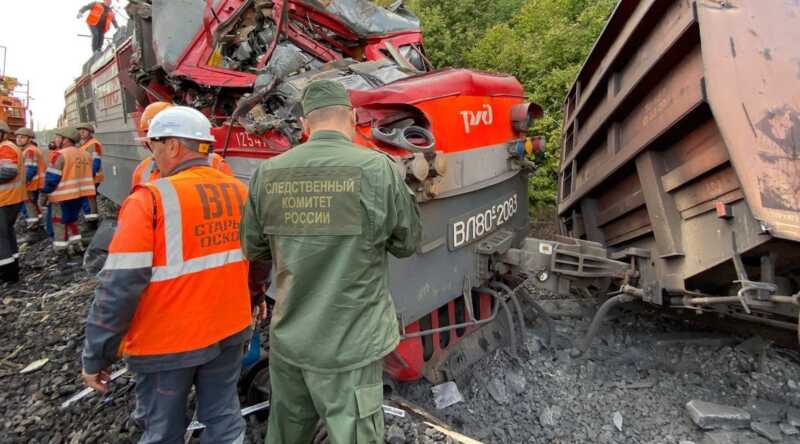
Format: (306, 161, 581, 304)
(138, 102, 174, 135)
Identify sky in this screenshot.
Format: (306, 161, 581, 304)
(0, 1, 128, 130)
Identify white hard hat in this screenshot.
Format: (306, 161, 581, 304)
(146, 106, 216, 143)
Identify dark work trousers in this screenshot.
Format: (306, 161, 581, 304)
(82, 185, 100, 228)
(22, 190, 41, 225)
(51, 199, 84, 252)
(0, 203, 21, 274)
(133, 344, 246, 444)
(90, 25, 105, 52)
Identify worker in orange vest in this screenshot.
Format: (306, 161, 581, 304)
(15, 128, 46, 232)
(131, 101, 234, 191)
(41, 128, 96, 256)
(0, 121, 26, 283)
(77, 122, 103, 231)
(81, 106, 266, 443)
(77, 0, 118, 53)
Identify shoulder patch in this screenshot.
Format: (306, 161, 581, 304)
(261, 166, 363, 236)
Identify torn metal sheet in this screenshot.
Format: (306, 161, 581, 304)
(310, 0, 420, 37)
(150, 0, 222, 73)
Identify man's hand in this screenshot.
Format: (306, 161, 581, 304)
(255, 301, 269, 323)
(82, 367, 111, 393)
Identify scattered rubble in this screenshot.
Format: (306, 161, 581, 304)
(702, 430, 772, 444)
(2, 201, 800, 443)
(686, 400, 751, 430)
(751, 421, 783, 442)
(613, 411, 623, 432)
(400, 295, 800, 443)
(432, 382, 463, 410)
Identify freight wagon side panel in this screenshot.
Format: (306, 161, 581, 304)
(696, 0, 800, 242)
(557, 0, 799, 301)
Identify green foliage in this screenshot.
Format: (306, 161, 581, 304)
(403, 0, 617, 209)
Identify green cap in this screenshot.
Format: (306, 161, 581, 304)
(76, 122, 95, 132)
(301, 80, 352, 116)
(15, 127, 35, 138)
(55, 127, 80, 144)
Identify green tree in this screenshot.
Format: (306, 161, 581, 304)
(404, 0, 527, 67)
(404, 0, 616, 210)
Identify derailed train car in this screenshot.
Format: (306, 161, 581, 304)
(69, 2, 800, 403)
(79, 0, 556, 390)
(556, 0, 800, 340)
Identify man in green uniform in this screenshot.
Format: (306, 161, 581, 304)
(240, 80, 421, 444)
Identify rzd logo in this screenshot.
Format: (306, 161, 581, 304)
(460, 104, 493, 134)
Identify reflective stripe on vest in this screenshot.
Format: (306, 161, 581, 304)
(114, 168, 251, 356)
(49, 147, 95, 203)
(131, 156, 158, 190)
(0, 142, 26, 206)
(80, 138, 104, 184)
(130, 155, 229, 192)
(147, 178, 244, 280)
(23, 145, 46, 191)
(103, 252, 153, 270)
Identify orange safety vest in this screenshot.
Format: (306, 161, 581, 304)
(86, 3, 114, 33)
(23, 144, 46, 191)
(48, 146, 96, 203)
(48, 148, 59, 167)
(0, 141, 26, 206)
(130, 153, 233, 191)
(106, 166, 251, 356)
(80, 137, 104, 184)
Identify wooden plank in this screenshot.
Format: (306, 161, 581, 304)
(636, 150, 685, 257)
(424, 423, 484, 444)
(662, 140, 730, 192)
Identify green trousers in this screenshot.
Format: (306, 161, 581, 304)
(266, 353, 384, 444)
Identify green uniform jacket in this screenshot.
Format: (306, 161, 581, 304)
(240, 130, 422, 373)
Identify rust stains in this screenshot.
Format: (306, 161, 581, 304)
(756, 106, 800, 212)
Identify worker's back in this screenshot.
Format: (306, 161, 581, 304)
(245, 130, 420, 372)
(49, 146, 94, 202)
(114, 164, 252, 357)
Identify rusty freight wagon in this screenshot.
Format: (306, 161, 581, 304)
(556, 0, 800, 338)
